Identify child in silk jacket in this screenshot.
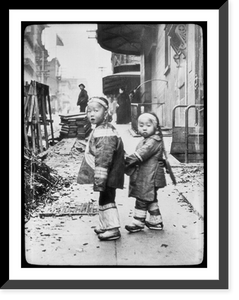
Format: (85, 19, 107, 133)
(125, 112, 166, 233)
(77, 97, 125, 241)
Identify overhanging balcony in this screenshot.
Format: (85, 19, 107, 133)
(103, 71, 140, 95)
(97, 24, 145, 55)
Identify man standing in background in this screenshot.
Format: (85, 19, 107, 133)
(116, 87, 131, 124)
(77, 83, 89, 112)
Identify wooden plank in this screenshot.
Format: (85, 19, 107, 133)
(34, 95, 43, 152)
(26, 96, 35, 133)
(23, 123, 29, 149)
(59, 112, 86, 118)
(39, 91, 49, 149)
(28, 96, 35, 123)
(24, 94, 31, 114)
(24, 95, 31, 127)
(47, 94, 54, 145)
(24, 95, 30, 149)
(30, 124, 36, 153)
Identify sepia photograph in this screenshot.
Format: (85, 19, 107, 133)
(23, 22, 206, 267)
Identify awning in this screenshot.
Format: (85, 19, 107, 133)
(103, 71, 140, 95)
(97, 24, 145, 55)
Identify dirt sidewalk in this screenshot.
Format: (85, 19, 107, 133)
(24, 124, 204, 267)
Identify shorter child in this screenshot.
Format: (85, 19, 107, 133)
(77, 97, 125, 241)
(125, 112, 166, 233)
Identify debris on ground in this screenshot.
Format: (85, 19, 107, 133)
(24, 138, 86, 222)
(173, 165, 204, 185)
(172, 165, 204, 220)
(39, 201, 98, 218)
(24, 147, 63, 221)
(43, 138, 85, 178)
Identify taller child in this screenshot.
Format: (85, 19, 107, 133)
(77, 97, 125, 241)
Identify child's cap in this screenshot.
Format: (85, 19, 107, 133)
(88, 97, 109, 109)
(138, 112, 161, 135)
(138, 112, 159, 125)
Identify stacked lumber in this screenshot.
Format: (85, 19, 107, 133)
(59, 113, 91, 139)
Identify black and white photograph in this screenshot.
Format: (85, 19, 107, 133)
(4, 2, 234, 295)
(5, 3, 231, 291)
(23, 22, 205, 267)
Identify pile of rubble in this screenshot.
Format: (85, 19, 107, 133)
(24, 136, 87, 221)
(24, 147, 73, 222)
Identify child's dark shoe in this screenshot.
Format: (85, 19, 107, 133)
(125, 224, 144, 233)
(94, 228, 105, 234)
(145, 221, 164, 230)
(98, 228, 121, 241)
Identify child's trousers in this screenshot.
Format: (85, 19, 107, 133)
(98, 186, 120, 231)
(133, 198, 163, 227)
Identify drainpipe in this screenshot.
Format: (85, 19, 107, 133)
(184, 29, 188, 106)
(185, 58, 188, 106)
(41, 49, 45, 84)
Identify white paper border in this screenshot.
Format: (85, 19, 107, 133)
(9, 9, 219, 281)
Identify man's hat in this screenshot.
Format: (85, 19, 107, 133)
(79, 83, 85, 88)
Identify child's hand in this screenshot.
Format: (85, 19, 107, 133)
(124, 154, 140, 176)
(125, 165, 137, 176)
(124, 151, 129, 160)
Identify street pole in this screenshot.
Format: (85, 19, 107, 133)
(99, 67, 106, 94)
(98, 66, 106, 79)
(41, 49, 45, 83)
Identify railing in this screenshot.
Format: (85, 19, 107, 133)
(172, 104, 204, 163)
(172, 104, 188, 128)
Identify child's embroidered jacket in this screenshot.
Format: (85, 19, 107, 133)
(125, 134, 166, 202)
(77, 122, 125, 191)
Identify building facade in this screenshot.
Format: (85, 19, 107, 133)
(45, 58, 61, 96)
(102, 53, 140, 96)
(24, 25, 49, 85)
(97, 23, 204, 162)
(141, 24, 204, 129)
